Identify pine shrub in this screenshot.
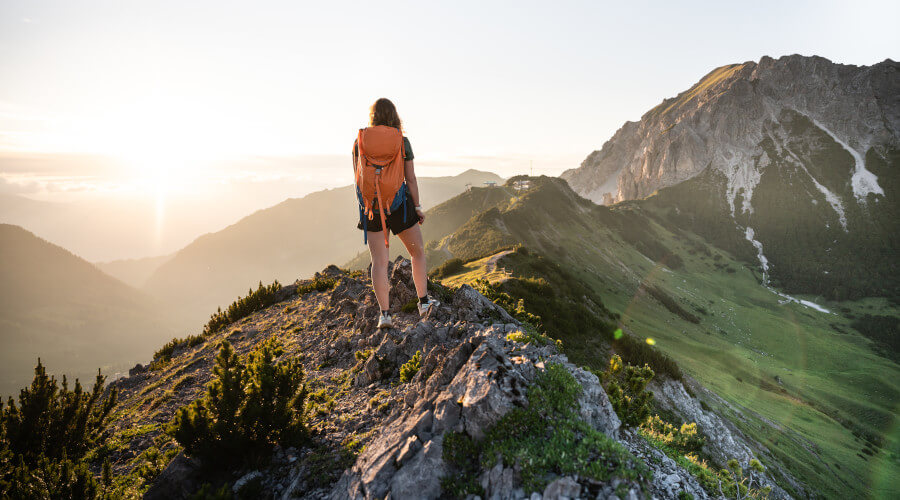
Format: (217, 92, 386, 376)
(168, 339, 307, 466)
(296, 276, 338, 295)
(204, 280, 283, 336)
(0, 360, 117, 498)
(399, 351, 422, 383)
(600, 354, 654, 427)
(640, 415, 704, 454)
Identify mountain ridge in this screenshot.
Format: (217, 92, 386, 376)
(0, 223, 179, 396)
(562, 54, 899, 205)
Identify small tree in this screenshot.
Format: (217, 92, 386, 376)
(0, 359, 117, 499)
(399, 351, 422, 383)
(169, 340, 307, 466)
(601, 354, 654, 427)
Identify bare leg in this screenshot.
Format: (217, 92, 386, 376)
(367, 231, 390, 310)
(397, 224, 427, 298)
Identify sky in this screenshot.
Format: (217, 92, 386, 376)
(0, 0, 898, 258)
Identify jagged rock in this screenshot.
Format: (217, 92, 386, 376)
(329, 326, 537, 499)
(143, 452, 202, 500)
(233, 470, 263, 493)
(453, 284, 517, 323)
(128, 363, 146, 376)
(650, 378, 754, 464)
(568, 363, 621, 437)
(481, 461, 521, 500)
(542, 476, 580, 499)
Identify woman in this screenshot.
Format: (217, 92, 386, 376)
(353, 98, 439, 328)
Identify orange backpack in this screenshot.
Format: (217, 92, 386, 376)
(355, 125, 407, 247)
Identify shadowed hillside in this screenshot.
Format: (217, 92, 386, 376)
(0, 224, 179, 396)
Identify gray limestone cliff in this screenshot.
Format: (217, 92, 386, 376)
(561, 55, 899, 209)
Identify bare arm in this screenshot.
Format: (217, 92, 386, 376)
(404, 159, 425, 223)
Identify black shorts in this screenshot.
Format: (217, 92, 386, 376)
(357, 199, 419, 235)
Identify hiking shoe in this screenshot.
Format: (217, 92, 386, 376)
(377, 312, 393, 329)
(417, 297, 440, 317)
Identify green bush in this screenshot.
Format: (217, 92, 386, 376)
(0, 360, 117, 499)
(296, 276, 338, 295)
(149, 334, 208, 370)
(612, 330, 683, 381)
(399, 351, 422, 383)
(473, 278, 542, 327)
(600, 354, 654, 427)
(640, 415, 704, 454)
(718, 458, 772, 499)
(401, 299, 419, 314)
(506, 322, 560, 348)
(204, 281, 283, 336)
(168, 339, 308, 466)
(442, 363, 649, 496)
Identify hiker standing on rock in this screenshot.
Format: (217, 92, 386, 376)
(353, 98, 439, 328)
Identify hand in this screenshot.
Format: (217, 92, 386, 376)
(416, 208, 425, 224)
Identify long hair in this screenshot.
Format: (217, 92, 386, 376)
(369, 98, 402, 132)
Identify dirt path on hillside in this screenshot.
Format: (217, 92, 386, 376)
(486, 249, 514, 273)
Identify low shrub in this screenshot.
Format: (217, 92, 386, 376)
(599, 354, 654, 427)
(168, 339, 308, 466)
(399, 351, 422, 383)
(296, 276, 338, 295)
(613, 331, 683, 381)
(204, 281, 283, 336)
(640, 415, 704, 454)
(0, 360, 117, 498)
(506, 322, 560, 348)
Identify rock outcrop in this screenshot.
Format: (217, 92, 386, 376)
(562, 55, 899, 208)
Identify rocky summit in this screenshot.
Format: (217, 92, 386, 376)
(102, 258, 796, 499)
(562, 54, 899, 207)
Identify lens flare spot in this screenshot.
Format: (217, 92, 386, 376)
(614, 329, 624, 340)
(646, 337, 656, 345)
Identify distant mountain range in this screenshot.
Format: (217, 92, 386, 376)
(0, 224, 179, 396)
(140, 169, 502, 326)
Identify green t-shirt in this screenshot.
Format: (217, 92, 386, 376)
(352, 136, 414, 163)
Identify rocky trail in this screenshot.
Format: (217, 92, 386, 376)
(106, 258, 794, 499)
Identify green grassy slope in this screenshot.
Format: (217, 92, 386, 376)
(419, 176, 900, 498)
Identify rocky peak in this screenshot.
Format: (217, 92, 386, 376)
(562, 54, 899, 207)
